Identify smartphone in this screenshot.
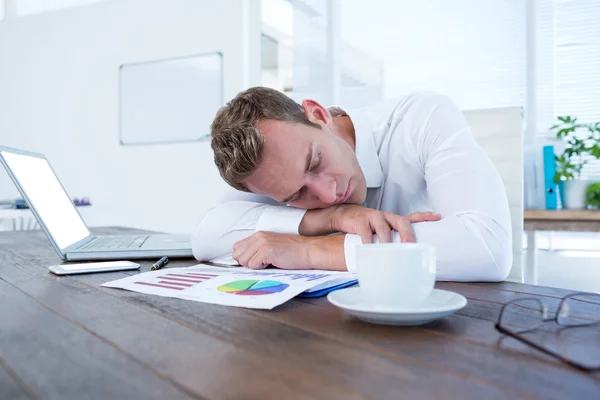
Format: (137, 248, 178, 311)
(48, 260, 140, 275)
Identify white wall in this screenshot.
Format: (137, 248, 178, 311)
(0, 0, 255, 233)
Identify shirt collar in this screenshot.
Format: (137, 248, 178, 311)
(347, 108, 384, 188)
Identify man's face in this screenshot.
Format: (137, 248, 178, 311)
(243, 117, 367, 209)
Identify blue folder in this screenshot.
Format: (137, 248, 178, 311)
(543, 145, 558, 209)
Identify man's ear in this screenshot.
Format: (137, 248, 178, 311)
(302, 99, 332, 127)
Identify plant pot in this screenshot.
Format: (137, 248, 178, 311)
(559, 180, 590, 209)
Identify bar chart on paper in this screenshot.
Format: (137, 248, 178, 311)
(134, 272, 217, 291)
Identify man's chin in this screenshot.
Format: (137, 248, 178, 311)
(349, 187, 367, 205)
(344, 193, 364, 206)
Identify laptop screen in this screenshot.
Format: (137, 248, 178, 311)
(1, 150, 91, 250)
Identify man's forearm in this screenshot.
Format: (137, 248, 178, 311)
(298, 207, 337, 236)
(306, 234, 347, 271)
(192, 200, 305, 262)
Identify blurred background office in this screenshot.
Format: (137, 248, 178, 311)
(0, 0, 599, 291)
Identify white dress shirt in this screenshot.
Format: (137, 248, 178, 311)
(193, 92, 513, 282)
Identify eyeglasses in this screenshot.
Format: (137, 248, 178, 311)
(495, 292, 600, 372)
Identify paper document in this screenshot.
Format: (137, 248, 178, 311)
(101, 264, 357, 309)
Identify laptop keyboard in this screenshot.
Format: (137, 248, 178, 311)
(80, 235, 149, 251)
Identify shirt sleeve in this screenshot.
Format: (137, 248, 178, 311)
(344, 94, 513, 281)
(412, 94, 513, 281)
(191, 187, 307, 262)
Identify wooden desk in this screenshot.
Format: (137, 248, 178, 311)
(1, 227, 598, 399)
(524, 210, 600, 284)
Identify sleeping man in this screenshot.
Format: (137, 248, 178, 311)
(192, 87, 512, 281)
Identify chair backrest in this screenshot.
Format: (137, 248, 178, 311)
(463, 107, 524, 282)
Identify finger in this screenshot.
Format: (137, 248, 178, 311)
(233, 233, 255, 253)
(248, 250, 269, 270)
(407, 211, 441, 223)
(232, 244, 244, 263)
(232, 237, 252, 261)
(358, 224, 374, 244)
(371, 214, 392, 243)
(407, 211, 439, 221)
(233, 231, 269, 261)
(235, 240, 261, 267)
(234, 247, 253, 267)
(393, 219, 415, 243)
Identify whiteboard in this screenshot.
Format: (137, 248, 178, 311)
(119, 52, 223, 145)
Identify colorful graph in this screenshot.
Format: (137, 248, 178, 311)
(134, 272, 217, 291)
(217, 280, 289, 296)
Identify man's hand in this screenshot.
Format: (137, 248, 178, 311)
(330, 205, 441, 244)
(232, 232, 346, 270)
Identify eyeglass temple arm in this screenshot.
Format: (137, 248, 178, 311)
(495, 323, 599, 372)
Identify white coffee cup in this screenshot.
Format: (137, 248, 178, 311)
(356, 243, 436, 308)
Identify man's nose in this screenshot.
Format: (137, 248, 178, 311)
(310, 177, 337, 205)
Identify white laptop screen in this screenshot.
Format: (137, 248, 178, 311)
(1, 151, 91, 250)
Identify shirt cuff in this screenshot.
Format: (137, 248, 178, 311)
(343, 234, 362, 272)
(344, 231, 401, 272)
(255, 206, 307, 234)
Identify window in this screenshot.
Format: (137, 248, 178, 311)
(340, 0, 527, 110)
(261, 0, 294, 94)
(261, 0, 331, 104)
(535, 0, 600, 179)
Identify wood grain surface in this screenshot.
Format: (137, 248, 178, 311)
(0, 227, 598, 400)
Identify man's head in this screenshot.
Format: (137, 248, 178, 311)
(211, 87, 366, 209)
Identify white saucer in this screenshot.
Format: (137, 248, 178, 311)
(327, 287, 467, 326)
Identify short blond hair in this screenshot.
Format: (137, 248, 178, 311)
(211, 87, 320, 192)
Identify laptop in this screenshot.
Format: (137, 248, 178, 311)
(0, 146, 193, 261)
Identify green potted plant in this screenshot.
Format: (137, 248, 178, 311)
(552, 116, 600, 209)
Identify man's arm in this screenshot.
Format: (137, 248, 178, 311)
(231, 208, 440, 271)
(400, 94, 512, 281)
(300, 205, 440, 243)
(193, 175, 438, 269)
(344, 96, 512, 280)
(231, 232, 347, 270)
(194, 179, 442, 268)
(193, 197, 348, 269)
(191, 187, 307, 261)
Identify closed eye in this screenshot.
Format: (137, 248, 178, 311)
(289, 187, 306, 203)
(309, 151, 322, 173)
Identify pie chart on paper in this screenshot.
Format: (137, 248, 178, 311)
(217, 280, 289, 295)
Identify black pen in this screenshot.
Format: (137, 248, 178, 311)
(151, 256, 169, 271)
